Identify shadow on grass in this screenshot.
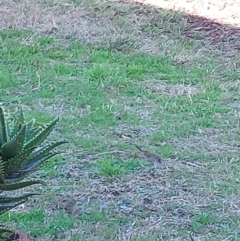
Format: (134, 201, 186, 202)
(126, 0, 240, 53)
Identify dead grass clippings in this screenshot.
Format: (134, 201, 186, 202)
(145, 80, 201, 98)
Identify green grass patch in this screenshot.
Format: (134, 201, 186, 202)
(95, 158, 142, 177)
(0, 24, 239, 241)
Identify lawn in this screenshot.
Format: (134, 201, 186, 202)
(0, 0, 240, 240)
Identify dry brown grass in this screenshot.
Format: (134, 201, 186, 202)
(1, 0, 240, 55)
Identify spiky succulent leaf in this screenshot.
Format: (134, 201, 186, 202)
(4, 146, 36, 174)
(0, 193, 38, 215)
(0, 199, 24, 214)
(0, 226, 13, 240)
(28, 141, 68, 165)
(0, 226, 12, 233)
(25, 127, 41, 143)
(26, 118, 36, 132)
(1, 124, 26, 161)
(0, 107, 7, 147)
(8, 107, 25, 140)
(4, 174, 32, 184)
(9, 122, 22, 141)
(5, 123, 11, 141)
(0, 227, 12, 233)
(24, 117, 59, 149)
(17, 106, 24, 125)
(4, 152, 60, 183)
(0, 179, 45, 191)
(24, 152, 59, 171)
(0, 227, 11, 233)
(24, 119, 39, 144)
(0, 193, 39, 203)
(0, 107, 67, 239)
(0, 160, 4, 184)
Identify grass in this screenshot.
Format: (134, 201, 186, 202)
(1, 0, 240, 240)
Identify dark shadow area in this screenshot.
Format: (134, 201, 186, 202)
(183, 15, 240, 50)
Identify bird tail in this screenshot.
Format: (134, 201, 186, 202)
(135, 145, 144, 152)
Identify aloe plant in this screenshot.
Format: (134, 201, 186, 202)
(0, 106, 67, 240)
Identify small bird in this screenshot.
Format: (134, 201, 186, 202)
(135, 145, 161, 164)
